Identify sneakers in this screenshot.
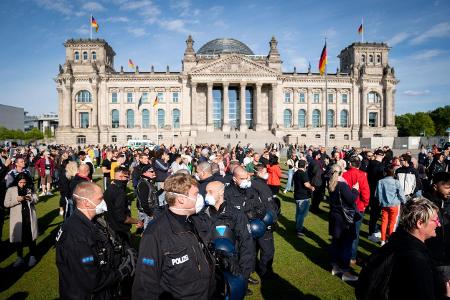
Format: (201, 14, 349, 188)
(380, 240, 386, 246)
(13, 257, 25, 268)
(368, 234, 381, 243)
(283, 190, 287, 194)
(331, 264, 343, 276)
(248, 275, 259, 285)
(342, 272, 359, 282)
(296, 232, 305, 238)
(28, 256, 37, 267)
(39, 192, 46, 197)
(59, 208, 64, 216)
(46, 191, 53, 196)
(373, 231, 381, 238)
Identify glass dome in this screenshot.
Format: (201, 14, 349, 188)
(197, 38, 254, 55)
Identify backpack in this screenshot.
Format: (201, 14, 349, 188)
(355, 241, 396, 300)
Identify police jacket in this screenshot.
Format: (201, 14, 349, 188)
(132, 209, 215, 300)
(136, 177, 159, 216)
(196, 202, 255, 278)
(104, 182, 131, 236)
(251, 177, 278, 222)
(224, 183, 265, 220)
(56, 209, 122, 300)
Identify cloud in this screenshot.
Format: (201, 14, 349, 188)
(159, 19, 190, 34)
(105, 16, 130, 23)
(75, 25, 90, 36)
(170, 0, 199, 17)
(127, 27, 147, 37)
(410, 49, 444, 60)
(411, 22, 450, 45)
(290, 56, 308, 71)
(213, 20, 228, 29)
(120, 0, 161, 23)
(387, 32, 409, 46)
(403, 90, 430, 96)
(82, 2, 105, 12)
(35, 0, 72, 15)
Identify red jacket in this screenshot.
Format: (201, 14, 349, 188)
(342, 167, 370, 212)
(35, 157, 55, 177)
(267, 164, 282, 186)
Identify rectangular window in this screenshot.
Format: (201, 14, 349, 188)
(80, 112, 89, 128)
(111, 135, 117, 143)
(172, 92, 179, 103)
(369, 112, 378, 127)
(341, 94, 348, 104)
(328, 94, 334, 103)
(141, 92, 148, 103)
(127, 92, 133, 103)
(111, 92, 117, 103)
(313, 93, 320, 103)
(157, 92, 164, 103)
(284, 92, 291, 103)
(299, 93, 305, 103)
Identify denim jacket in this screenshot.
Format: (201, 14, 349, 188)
(375, 176, 406, 207)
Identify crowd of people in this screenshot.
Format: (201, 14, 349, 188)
(0, 141, 449, 299)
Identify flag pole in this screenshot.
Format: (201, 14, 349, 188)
(361, 17, 364, 43)
(156, 108, 159, 146)
(90, 14, 93, 40)
(324, 37, 328, 149)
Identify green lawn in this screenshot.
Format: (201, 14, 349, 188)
(0, 168, 379, 300)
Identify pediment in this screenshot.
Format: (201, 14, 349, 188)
(190, 55, 279, 76)
(76, 103, 93, 110)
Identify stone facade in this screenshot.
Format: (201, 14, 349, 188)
(55, 36, 398, 146)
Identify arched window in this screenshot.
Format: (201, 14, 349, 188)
(312, 109, 321, 127)
(111, 109, 119, 128)
(367, 92, 381, 103)
(329, 134, 335, 140)
(298, 109, 306, 128)
(74, 51, 80, 61)
(376, 54, 381, 64)
(126, 109, 134, 128)
(76, 90, 92, 103)
(340, 109, 349, 127)
(327, 109, 335, 127)
(361, 54, 366, 63)
(83, 51, 88, 60)
(142, 109, 150, 128)
(92, 51, 97, 60)
(344, 134, 350, 140)
(126, 135, 132, 141)
(315, 134, 321, 139)
(369, 55, 374, 63)
(157, 109, 165, 128)
(172, 109, 180, 129)
(283, 109, 292, 128)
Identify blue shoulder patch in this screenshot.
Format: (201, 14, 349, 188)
(142, 257, 155, 266)
(81, 256, 94, 264)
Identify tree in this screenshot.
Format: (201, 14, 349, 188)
(25, 128, 44, 141)
(409, 112, 435, 136)
(44, 127, 53, 138)
(429, 105, 450, 136)
(395, 114, 413, 136)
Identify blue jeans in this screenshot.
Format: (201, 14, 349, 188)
(351, 211, 364, 260)
(285, 169, 294, 192)
(295, 199, 310, 233)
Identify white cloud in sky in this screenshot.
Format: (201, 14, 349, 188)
(82, 2, 105, 12)
(35, 0, 72, 15)
(105, 16, 130, 23)
(410, 49, 444, 60)
(411, 22, 450, 45)
(127, 27, 147, 37)
(403, 90, 430, 96)
(159, 19, 190, 34)
(75, 25, 90, 36)
(120, 0, 161, 23)
(387, 32, 409, 46)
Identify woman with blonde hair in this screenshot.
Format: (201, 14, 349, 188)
(328, 164, 360, 281)
(58, 161, 78, 219)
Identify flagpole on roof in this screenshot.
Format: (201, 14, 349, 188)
(90, 14, 93, 40)
(361, 17, 364, 43)
(324, 37, 328, 149)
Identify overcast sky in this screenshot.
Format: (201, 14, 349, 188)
(0, 0, 449, 115)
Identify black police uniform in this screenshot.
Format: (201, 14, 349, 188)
(196, 202, 255, 279)
(136, 177, 160, 217)
(251, 176, 277, 277)
(132, 209, 216, 300)
(104, 181, 132, 246)
(224, 183, 265, 221)
(56, 209, 123, 299)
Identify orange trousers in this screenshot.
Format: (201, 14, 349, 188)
(381, 205, 400, 241)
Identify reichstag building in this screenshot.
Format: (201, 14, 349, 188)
(55, 36, 398, 146)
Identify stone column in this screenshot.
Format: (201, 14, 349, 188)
(207, 82, 214, 132)
(191, 83, 197, 128)
(270, 83, 278, 130)
(240, 82, 247, 132)
(322, 88, 327, 127)
(307, 88, 312, 128)
(91, 85, 98, 127)
(385, 87, 393, 126)
(293, 89, 298, 127)
(361, 87, 368, 126)
(222, 82, 230, 132)
(119, 88, 125, 128)
(335, 90, 340, 127)
(255, 83, 262, 131)
(64, 84, 74, 128)
(57, 87, 64, 127)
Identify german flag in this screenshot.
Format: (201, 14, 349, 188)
(358, 24, 363, 34)
(318, 43, 327, 75)
(91, 16, 99, 32)
(153, 95, 158, 107)
(128, 59, 135, 69)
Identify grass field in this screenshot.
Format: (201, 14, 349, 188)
(0, 167, 379, 300)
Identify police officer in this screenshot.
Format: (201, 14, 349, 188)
(197, 181, 255, 297)
(136, 164, 162, 229)
(224, 166, 265, 286)
(132, 173, 216, 299)
(251, 164, 278, 279)
(56, 182, 135, 299)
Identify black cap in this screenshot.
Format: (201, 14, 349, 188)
(374, 149, 384, 156)
(312, 150, 321, 158)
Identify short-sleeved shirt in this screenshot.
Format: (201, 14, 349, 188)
(101, 159, 111, 178)
(293, 170, 310, 200)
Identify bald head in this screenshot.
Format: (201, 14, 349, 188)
(233, 166, 246, 178)
(197, 161, 212, 180)
(232, 166, 250, 188)
(205, 181, 225, 209)
(206, 181, 224, 193)
(78, 164, 90, 177)
(73, 182, 102, 207)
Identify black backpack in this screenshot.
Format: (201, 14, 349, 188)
(355, 241, 396, 300)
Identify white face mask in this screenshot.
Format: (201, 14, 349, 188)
(205, 194, 216, 206)
(73, 193, 108, 215)
(169, 192, 204, 214)
(259, 173, 269, 180)
(239, 180, 251, 189)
